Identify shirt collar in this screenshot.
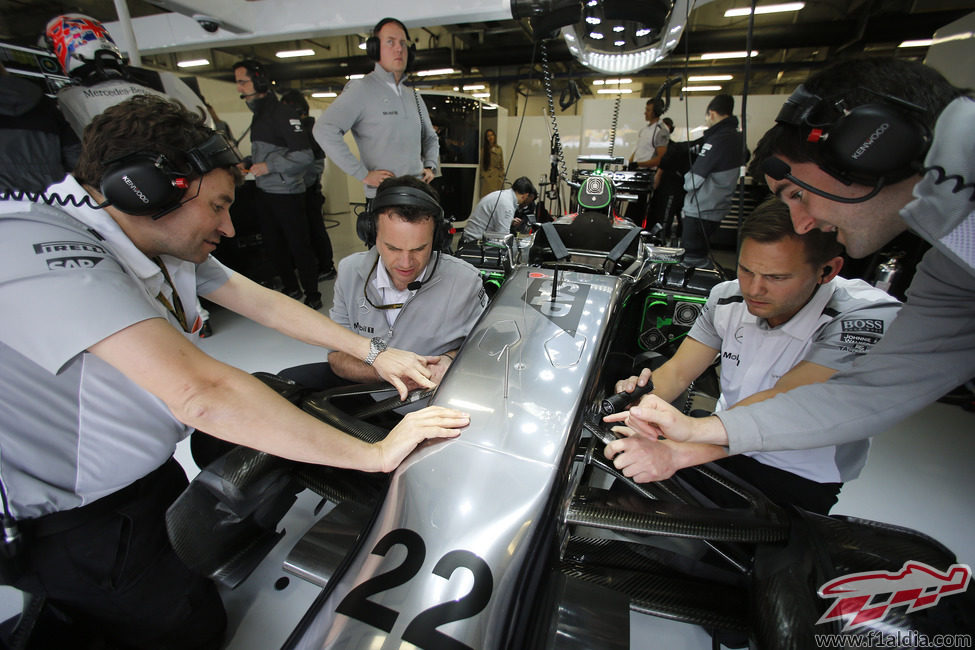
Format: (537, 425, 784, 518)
(47, 175, 165, 294)
(373, 253, 429, 294)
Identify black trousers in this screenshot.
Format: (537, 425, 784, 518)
(679, 216, 721, 265)
(14, 459, 226, 649)
(305, 184, 334, 272)
(256, 189, 321, 299)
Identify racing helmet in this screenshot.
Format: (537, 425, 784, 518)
(44, 13, 126, 77)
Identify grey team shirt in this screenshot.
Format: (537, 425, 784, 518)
(689, 276, 901, 483)
(0, 177, 230, 518)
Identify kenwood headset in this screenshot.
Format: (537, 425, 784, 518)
(99, 131, 242, 219)
(763, 84, 932, 203)
(357, 184, 450, 251)
(366, 17, 417, 69)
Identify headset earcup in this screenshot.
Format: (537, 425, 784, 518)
(100, 154, 186, 216)
(825, 104, 928, 182)
(366, 36, 380, 62)
(356, 210, 377, 247)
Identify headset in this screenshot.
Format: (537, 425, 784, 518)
(234, 59, 270, 96)
(357, 184, 449, 249)
(366, 17, 417, 69)
(764, 84, 932, 203)
(99, 131, 242, 219)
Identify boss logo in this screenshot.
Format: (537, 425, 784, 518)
(851, 122, 890, 160)
(122, 175, 150, 204)
(842, 318, 884, 334)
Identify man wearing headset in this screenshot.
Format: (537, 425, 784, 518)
(234, 59, 324, 309)
(314, 17, 440, 202)
(607, 199, 901, 514)
(281, 176, 487, 391)
(604, 57, 974, 483)
(0, 96, 467, 647)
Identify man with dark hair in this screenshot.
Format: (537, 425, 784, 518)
(315, 17, 439, 201)
(234, 60, 323, 308)
(462, 175, 537, 242)
(0, 95, 466, 647)
(680, 93, 744, 267)
(606, 57, 973, 483)
(607, 199, 901, 513)
(279, 89, 336, 281)
(625, 98, 670, 226)
(282, 175, 487, 390)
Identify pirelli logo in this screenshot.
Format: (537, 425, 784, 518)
(33, 241, 108, 255)
(841, 318, 884, 334)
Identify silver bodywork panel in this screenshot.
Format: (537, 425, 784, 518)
(288, 266, 627, 649)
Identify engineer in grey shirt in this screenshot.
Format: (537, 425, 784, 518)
(314, 17, 439, 200)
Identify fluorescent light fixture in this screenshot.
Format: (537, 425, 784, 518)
(597, 88, 633, 94)
(177, 59, 209, 68)
(688, 74, 733, 81)
(311, 91, 337, 98)
(682, 85, 722, 92)
(612, 25, 625, 32)
(415, 68, 456, 77)
(592, 78, 632, 85)
(346, 74, 364, 80)
(472, 92, 490, 98)
(276, 49, 315, 58)
(725, 2, 805, 17)
(635, 28, 652, 37)
(585, 16, 601, 25)
(898, 39, 933, 48)
(699, 51, 758, 59)
(590, 32, 604, 39)
(463, 84, 486, 90)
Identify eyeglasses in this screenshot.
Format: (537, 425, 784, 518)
(363, 257, 405, 310)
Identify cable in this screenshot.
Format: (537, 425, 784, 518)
(608, 92, 621, 158)
(540, 38, 570, 189)
(0, 189, 107, 210)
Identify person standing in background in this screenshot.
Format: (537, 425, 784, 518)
(280, 89, 336, 281)
(234, 59, 322, 310)
(315, 17, 439, 205)
(479, 128, 504, 198)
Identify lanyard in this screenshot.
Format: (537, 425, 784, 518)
(153, 257, 190, 332)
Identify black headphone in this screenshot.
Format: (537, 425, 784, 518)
(366, 17, 416, 69)
(235, 59, 270, 94)
(774, 84, 931, 187)
(99, 132, 242, 219)
(357, 184, 450, 251)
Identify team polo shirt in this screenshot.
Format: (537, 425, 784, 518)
(0, 176, 231, 518)
(632, 121, 670, 166)
(688, 277, 901, 483)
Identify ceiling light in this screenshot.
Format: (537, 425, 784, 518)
(415, 68, 457, 77)
(699, 51, 758, 59)
(177, 59, 209, 68)
(346, 73, 364, 80)
(276, 49, 315, 58)
(597, 88, 633, 94)
(463, 84, 486, 90)
(682, 85, 722, 92)
(593, 78, 632, 85)
(613, 25, 625, 32)
(585, 16, 601, 25)
(472, 92, 490, 98)
(724, 2, 805, 17)
(635, 28, 651, 37)
(311, 91, 337, 98)
(688, 74, 733, 81)
(898, 39, 933, 48)
(590, 32, 604, 39)
(614, 40, 626, 46)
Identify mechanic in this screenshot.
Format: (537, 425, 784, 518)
(605, 57, 974, 476)
(625, 98, 671, 226)
(314, 17, 439, 203)
(279, 89, 336, 282)
(461, 176, 537, 243)
(606, 199, 902, 514)
(680, 93, 744, 267)
(281, 175, 487, 390)
(0, 95, 467, 648)
(45, 13, 209, 138)
(234, 59, 323, 309)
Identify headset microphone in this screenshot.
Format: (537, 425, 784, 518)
(406, 249, 442, 291)
(762, 157, 885, 204)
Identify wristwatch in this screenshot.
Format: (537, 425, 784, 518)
(364, 337, 387, 366)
